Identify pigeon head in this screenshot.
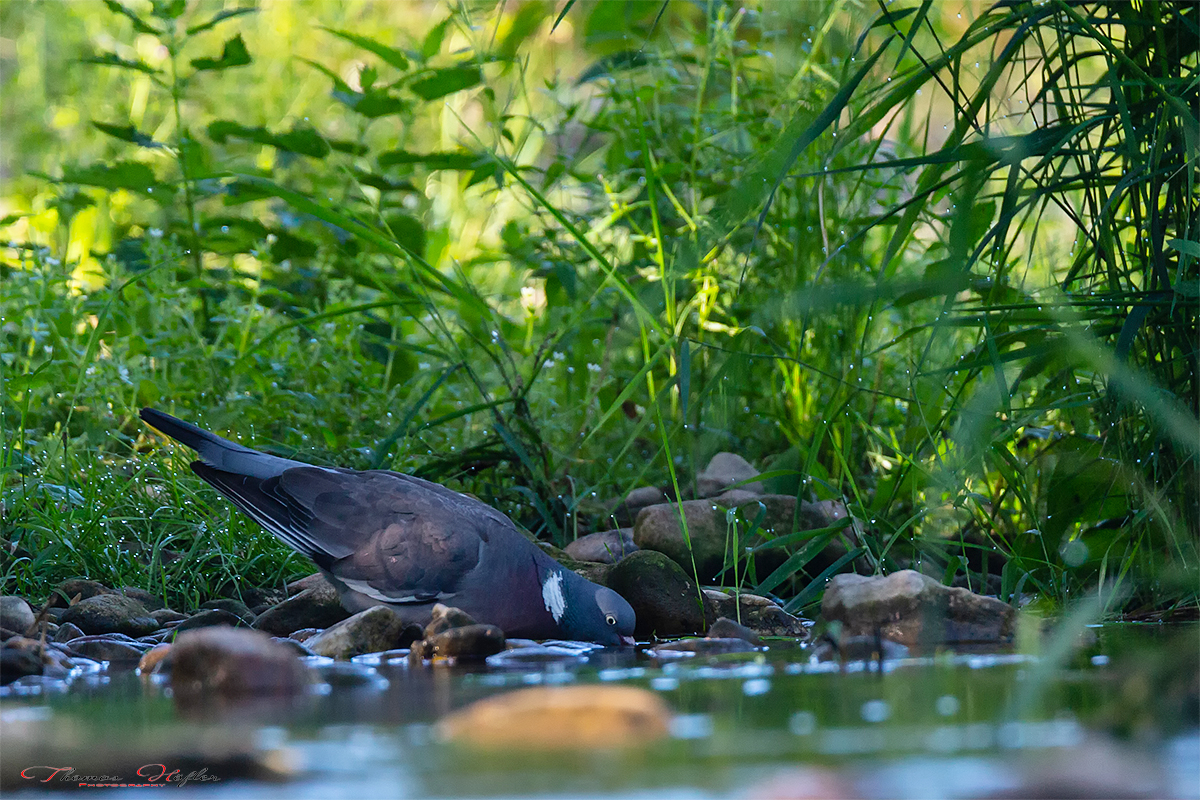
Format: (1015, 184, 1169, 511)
(547, 570, 636, 645)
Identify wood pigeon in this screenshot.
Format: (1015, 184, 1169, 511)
(140, 408, 636, 645)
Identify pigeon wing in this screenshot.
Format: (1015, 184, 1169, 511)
(277, 468, 486, 604)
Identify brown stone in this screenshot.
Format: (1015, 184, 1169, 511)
(820, 570, 1014, 648)
(170, 627, 311, 702)
(437, 685, 671, 750)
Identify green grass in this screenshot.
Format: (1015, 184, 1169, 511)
(2, 0, 1196, 618)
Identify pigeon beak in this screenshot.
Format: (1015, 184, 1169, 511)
(620, 635, 636, 646)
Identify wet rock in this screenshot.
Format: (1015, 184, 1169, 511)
(0, 596, 35, 634)
(608, 486, 669, 526)
(238, 586, 285, 612)
(424, 603, 478, 637)
(200, 599, 255, 624)
(606, 551, 714, 638)
(120, 587, 165, 612)
(272, 637, 317, 657)
(486, 645, 587, 669)
(417, 624, 506, 661)
(565, 529, 638, 564)
(305, 606, 407, 660)
(696, 452, 763, 497)
(313, 661, 389, 690)
(707, 617, 763, 646)
(175, 609, 250, 632)
(811, 633, 910, 663)
(438, 685, 671, 750)
(64, 635, 148, 662)
(703, 590, 810, 639)
(137, 643, 173, 675)
(170, 627, 311, 703)
(52, 622, 85, 643)
(47, 579, 113, 608)
(253, 583, 349, 636)
(0, 640, 45, 684)
(821, 570, 1015, 648)
(150, 608, 189, 626)
(59, 594, 159, 637)
(649, 637, 758, 656)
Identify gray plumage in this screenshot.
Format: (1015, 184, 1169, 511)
(139, 408, 636, 645)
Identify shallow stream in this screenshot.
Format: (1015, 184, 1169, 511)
(3, 623, 1197, 798)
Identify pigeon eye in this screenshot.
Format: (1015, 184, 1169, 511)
(605, 614, 617, 625)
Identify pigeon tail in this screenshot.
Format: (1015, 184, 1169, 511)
(140, 407, 305, 480)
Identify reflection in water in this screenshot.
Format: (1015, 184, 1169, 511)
(0, 624, 1196, 799)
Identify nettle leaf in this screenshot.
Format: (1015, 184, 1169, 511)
(102, 0, 162, 35)
(81, 52, 159, 74)
(187, 7, 256, 36)
(333, 88, 407, 118)
(323, 27, 410, 70)
(377, 150, 481, 170)
(273, 126, 331, 158)
(92, 121, 161, 148)
(207, 120, 330, 158)
(409, 65, 482, 100)
(62, 161, 158, 193)
(191, 34, 252, 72)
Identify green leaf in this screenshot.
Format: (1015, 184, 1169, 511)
(272, 126, 331, 158)
(333, 88, 408, 118)
(421, 17, 453, 60)
(378, 150, 481, 170)
(92, 121, 161, 148)
(186, 7, 256, 36)
(383, 213, 426, 257)
(409, 65, 482, 100)
(102, 0, 162, 35)
(1167, 238, 1200, 258)
(323, 27, 410, 70)
(190, 34, 252, 72)
(81, 52, 159, 74)
(497, 3, 546, 59)
(62, 161, 158, 193)
(149, 0, 187, 19)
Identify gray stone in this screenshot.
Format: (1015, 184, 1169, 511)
(565, 529, 638, 564)
(199, 599, 255, 624)
(706, 617, 763, 646)
(65, 635, 148, 662)
(0, 641, 44, 684)
(175, 609, 249, 632)
(821, 570, 1015, 648)
(703, 590, 810, 639)
(47, 579, 113, 608)
(608, 487, 670, 526)
(696, 452, 762, 497)
(52, 622, 85, 643)
(253, 583, 349, 636)
(606, 551, 714, 639)
(286, 572, 334, 596)
(121, 587, 166, 612)
(306, 606, 407, 660)
(150, 608, 189, 626)
(59, 594, 159, 637)
(170, 627, 312, 704)
(0, 596, 35, 633)
(572, 561, 614, 587)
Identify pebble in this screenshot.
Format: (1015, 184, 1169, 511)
(0, 596, 35, 633)
(60, 594, 159, 637)
(170, 627, 312, 705)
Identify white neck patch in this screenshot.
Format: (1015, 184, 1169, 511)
(541, 571, 566, 623)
